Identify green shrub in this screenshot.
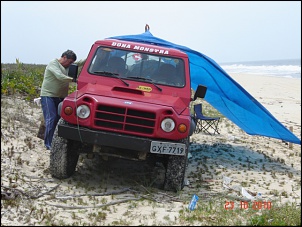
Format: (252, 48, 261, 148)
(1, 59, 78, 100)
(1, 59, 45, 100)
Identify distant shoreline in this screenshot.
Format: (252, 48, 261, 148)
(219, 58, 301, 65)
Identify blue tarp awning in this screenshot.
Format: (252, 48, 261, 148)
(107, 30, 301, 145)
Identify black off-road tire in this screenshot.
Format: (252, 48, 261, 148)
(163, 137, 189, 192)
(50, 118, 80, 179)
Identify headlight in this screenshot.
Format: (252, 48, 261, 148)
(161, 118, 175, 132)
(76, 105, 90, 119)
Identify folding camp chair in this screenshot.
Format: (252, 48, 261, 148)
(194, 103, 220, 135)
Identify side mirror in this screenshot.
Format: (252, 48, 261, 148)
(194, 84, 207, 100)
(68, 64, 78, 82)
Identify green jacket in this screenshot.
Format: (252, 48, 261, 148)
(40, 59, 73, 98)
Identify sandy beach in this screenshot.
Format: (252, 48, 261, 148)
(1, 73, 301, 226)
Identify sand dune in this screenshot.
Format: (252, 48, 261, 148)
(1, 73, 300, 225)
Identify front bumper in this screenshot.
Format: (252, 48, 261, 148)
(58, 123, 154, 153)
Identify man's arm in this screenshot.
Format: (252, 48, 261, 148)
(75, 58, 86, 67)
(47, 60, 73, 81)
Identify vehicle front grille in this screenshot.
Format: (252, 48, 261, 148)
(94, 104, 156, 135)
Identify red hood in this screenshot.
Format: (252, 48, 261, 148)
(72, 83, 189, 115)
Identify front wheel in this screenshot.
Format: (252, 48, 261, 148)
(163, 137, 189, 192)
(50, 118, 80, 179)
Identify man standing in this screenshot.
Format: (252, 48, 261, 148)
(40, 50, 76, 150)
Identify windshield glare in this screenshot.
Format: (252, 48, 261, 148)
(88, 47, 185, 87)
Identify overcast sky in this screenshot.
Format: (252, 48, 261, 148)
(1, 1, 301, 65)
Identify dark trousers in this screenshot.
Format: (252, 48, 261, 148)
(40, 96, 64, 149)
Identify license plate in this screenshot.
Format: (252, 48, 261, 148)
(150, 141, 186, 155)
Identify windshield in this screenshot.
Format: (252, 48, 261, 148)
(88, 47, 185, 87)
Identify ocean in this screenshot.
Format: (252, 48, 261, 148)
(219, 59, 301, 79)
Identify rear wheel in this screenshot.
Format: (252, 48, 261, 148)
(163, 137, 189, 192)
(50, 118, 80, 179)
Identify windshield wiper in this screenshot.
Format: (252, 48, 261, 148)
(127, 76, 162, 91)
(94, 71, 129, 86)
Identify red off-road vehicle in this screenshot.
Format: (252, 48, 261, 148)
(50, 38, 206, 191)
